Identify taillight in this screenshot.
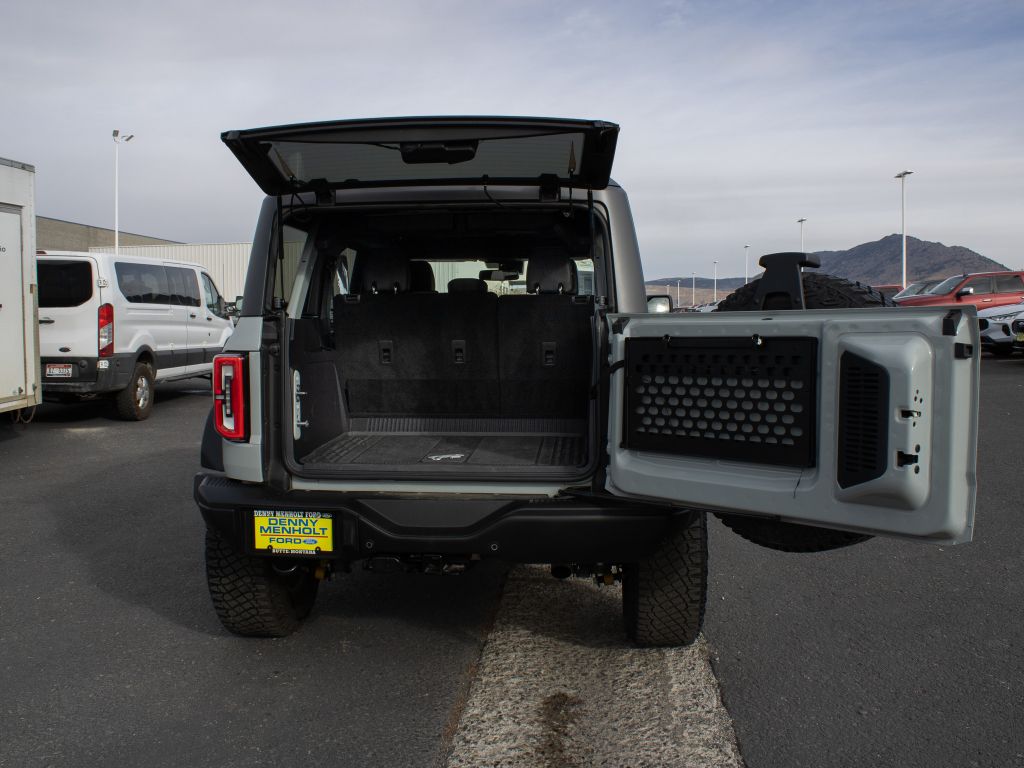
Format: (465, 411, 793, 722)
(98, 303, 114, 358)
(213, 355, 247, 440)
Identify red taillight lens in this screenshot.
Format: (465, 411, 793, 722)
(213, 355, 247, 440)
(98, 303, 114, 358)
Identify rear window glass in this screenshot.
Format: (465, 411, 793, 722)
(37, 260, 93, 307)
(115, 262, 171, 304)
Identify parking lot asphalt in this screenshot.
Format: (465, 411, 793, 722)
(2, 355, 1020, 768)
(703, 355, 1024, 768)
(0, 381, 506, 768)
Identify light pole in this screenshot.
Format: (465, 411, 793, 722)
(895, 170, 913, 288)
(744, 244, 750, 283)
(113, 129, 134, 256)
(797, 218, 807, 253)
(713, 260, 718, 302)
(691, 272, 696, 306)
(676, 279, 680, 307)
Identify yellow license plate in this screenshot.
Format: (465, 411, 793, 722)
(253, 510, 333, 555)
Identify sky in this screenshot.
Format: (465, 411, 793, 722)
(2, 0, 1022, 279)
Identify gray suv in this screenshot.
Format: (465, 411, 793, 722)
(196, 116, 980, 646)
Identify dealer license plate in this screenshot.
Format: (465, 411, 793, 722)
(46, 363, 73, 378)
(253, 510, 333, 555)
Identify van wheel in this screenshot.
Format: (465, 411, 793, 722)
(115, 362, 155, 420)
(204, 526, 319, 637)
(714, 272, 886, 552)
(622, 511, 707, 647)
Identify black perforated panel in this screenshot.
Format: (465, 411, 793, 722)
(623, 336, 818, 468)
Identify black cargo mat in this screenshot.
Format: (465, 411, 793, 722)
(300, 420, 586, 468)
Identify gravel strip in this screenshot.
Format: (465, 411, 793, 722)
(447, 566, 744, 768)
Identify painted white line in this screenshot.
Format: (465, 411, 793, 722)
(447, 566, 743, 768)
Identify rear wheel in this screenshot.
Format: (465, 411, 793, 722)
(623, 511, 707, 647)
(205, 526, 320, 637)
(715, 272, 889, 552)
(115, 361, 155, 421)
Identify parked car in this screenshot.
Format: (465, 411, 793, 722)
(1012, 317, 1024, 355)
(894, 271, 1024, 309)
(197, 116, 979, 646)
(978, 300, 1024, 356)
(892, 280, 941, 301)
(36, 251, 234, 419)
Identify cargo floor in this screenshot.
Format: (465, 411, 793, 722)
(300, 417, 587, 469)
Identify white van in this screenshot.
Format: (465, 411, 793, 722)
(36, 251, 234, 420)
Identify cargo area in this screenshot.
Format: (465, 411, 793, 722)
(281, 205, 605, 479)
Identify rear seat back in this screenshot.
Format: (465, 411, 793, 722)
(334, 253, 498, 416)
(497, 248, 594, 417)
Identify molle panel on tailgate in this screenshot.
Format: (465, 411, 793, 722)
(623, 336, 818, 468)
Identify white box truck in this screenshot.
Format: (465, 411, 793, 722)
(0, 157, 40, 416)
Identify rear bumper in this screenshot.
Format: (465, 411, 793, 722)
(40, 354, 135, 396)
(194, 472, 685, 564)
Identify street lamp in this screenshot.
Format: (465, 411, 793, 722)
(676, 279, 680, 307)
(797, 218, 807, 253)
(113, 129, 134, 256)
(691, 271, 696, 306)
(895, 170, 913, 289)
(713, 260, 718, 302)
(744, 244, 750, 283)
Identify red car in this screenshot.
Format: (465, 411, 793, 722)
(894, 271, 1024, 309)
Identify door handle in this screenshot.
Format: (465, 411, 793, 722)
(189, 312, 197, 318)
(39, 317, 55, 324)
(207, 316, 213, 321)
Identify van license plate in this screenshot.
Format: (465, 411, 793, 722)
(46, 364, 73, 378)
(253, 510, 333, 555)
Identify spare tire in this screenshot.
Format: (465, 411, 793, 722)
(714, 272, 893, 552)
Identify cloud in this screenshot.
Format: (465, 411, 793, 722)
(2, 0, 1021, 277)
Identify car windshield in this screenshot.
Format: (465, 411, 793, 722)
(927, 276, 964, 295)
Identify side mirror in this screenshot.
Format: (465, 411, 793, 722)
(956, 286, 975, 298)
(234, 296, 244, 313)
(647, 294, 673, 313)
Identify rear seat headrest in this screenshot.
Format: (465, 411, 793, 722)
(409, 261, 436, 292)
(448, 277, 488, 293)
(351, 251, 409, 294)
(526, 247, 576, 294)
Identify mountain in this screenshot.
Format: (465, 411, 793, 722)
(809, 235, 1006, 286)
(649, 235, 1008, 290)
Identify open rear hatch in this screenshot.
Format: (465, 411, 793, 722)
(222, 116, 619, 195)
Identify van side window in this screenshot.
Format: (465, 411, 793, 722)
(167, 266, 201, 307)
(115, 262, 171, 304)
(202, 273, 226, 318)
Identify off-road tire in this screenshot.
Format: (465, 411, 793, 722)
(115, 361, 155, 421)
(623, 511, 707, 647)
(205, 526, 319, 637)
(714, 272, 890, 552)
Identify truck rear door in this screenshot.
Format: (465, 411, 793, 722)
(37, 256, 102, 379)
(605, 306, 979, 544)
